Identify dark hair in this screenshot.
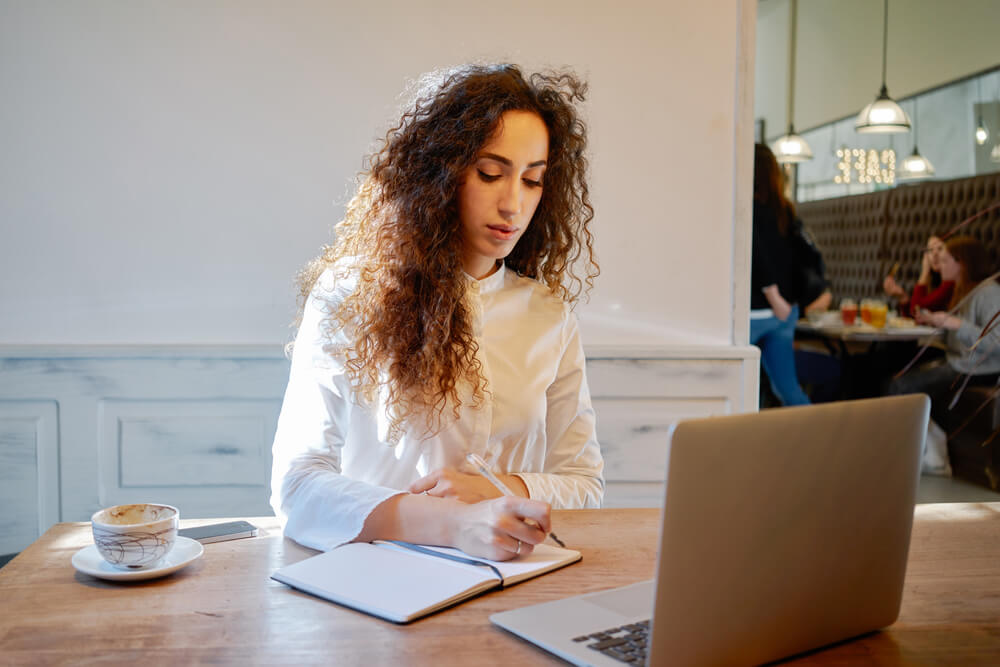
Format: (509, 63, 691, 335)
(753, 143, 796, 235)
(945, 235, 993, 308)
(296, 63, 597, 440)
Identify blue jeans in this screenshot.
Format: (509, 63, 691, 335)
(750, 304, 811, 406)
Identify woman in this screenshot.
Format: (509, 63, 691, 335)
(883, 235, 955, 316)
(750, 143, 812, 406)
(270, 65, 603, 561)
(893, 236, 1000, 429)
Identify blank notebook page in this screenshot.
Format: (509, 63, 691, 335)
(275, 543, 498, 620)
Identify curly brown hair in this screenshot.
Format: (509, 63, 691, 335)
(295, 63, 598, 440)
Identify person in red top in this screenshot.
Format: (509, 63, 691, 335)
(883, 235, 955, 316)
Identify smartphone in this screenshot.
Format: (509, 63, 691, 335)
(178, 520, 259, 544)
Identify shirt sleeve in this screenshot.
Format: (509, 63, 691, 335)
(513, 311, 605, 509)
(910, 281, 954, 314)
(269, 272, 403, 552)
(955, 285, 1000, 360)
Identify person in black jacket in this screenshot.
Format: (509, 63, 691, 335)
(750, 143, 811, 406)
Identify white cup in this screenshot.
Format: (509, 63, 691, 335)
(91, 503, 179, 569)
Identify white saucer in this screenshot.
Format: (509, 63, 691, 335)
(72, 535, 204, 582)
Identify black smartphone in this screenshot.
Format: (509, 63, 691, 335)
(178, 520, 259, 544)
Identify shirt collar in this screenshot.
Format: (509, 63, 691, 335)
(464, 262, 506, 295)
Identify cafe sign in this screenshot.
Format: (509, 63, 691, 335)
(834, 147, 896, 185)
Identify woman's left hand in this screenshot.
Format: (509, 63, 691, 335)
(409, 467, 527, 504)
(915, 309, 961, 330)
(804, 290, 833, 314)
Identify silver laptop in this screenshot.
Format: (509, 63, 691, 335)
(491, 394, 929, 666)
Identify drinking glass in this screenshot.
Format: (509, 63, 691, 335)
(860, 299, 873, 324)
(870, 300, 889, 329)
(840, 299, 858, 325)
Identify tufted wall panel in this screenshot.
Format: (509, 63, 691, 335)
(799, 172, 1000, 303)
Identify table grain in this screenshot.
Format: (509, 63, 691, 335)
(1, 504, 998, 665)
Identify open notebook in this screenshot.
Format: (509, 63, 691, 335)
(272, 540, 581, 623)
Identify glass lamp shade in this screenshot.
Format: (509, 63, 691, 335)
(898, 147, 935, 180)
(975, 119, 989, 146)
(991, 143, 1000, 163)
(771, 131, 813, 163)
(855, 87, 912, 133)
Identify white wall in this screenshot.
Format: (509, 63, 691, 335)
(1, 0, 753, 348)
(756, 0, 1000, 135)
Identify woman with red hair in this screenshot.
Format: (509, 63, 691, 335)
(891, 235, 1000, 472)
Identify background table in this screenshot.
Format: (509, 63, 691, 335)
(1, 505, 999, 665)
(796, 319, 940, 344)
(795, 319, 944, 400)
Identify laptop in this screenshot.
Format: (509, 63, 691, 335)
(491, 394, 929, 666)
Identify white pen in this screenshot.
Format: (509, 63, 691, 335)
(465, 452, 566, 548)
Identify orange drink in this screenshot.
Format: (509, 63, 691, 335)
(860, 300, 873, 324)
(870, 301, 888, 329)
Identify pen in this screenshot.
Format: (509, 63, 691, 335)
(465, 452, 566, 548)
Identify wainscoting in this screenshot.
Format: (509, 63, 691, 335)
(0, 344, 759, 553)
(586, 346, 759, 507)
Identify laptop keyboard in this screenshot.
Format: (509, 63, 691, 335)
(573, 620, 650, 665)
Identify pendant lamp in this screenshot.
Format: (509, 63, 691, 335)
(771, 0, 812, 163)
(855, 0, 911, 133)
(977, 122, 990, 146)
(898, 98, 934, 180)
(975, 78, 990, 146)
(993, 80, 1000, 162)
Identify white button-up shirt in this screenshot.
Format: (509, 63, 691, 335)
(270, 263, 604, 551)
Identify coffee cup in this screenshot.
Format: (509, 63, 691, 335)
(91, 503, 179, 569)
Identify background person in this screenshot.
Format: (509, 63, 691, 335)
(891, 236, 1000, 471)
(750, 143, 812, 406)
(270, 64, 604, 562)
(883, 235, 955, 316)
(792, 250, 842, 403)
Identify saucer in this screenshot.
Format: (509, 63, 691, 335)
(72, 535, 204, 582)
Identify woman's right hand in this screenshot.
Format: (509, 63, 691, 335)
(762, 285, 793, 321)
(917, 248, 934, 285)
(883, 275, 905, 298)
(451, 496, 550, 561)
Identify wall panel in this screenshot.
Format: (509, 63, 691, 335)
(0, 401, 59, 554)
(0, 344, 759, 552)
(587, 348, 758, 507)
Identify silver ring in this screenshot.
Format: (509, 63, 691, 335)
(515, 540, 522, 555)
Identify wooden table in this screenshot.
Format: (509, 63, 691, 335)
(1, 505, 999, 665)
(796, 319, 941, 344)
(794, 320, 944, 400)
